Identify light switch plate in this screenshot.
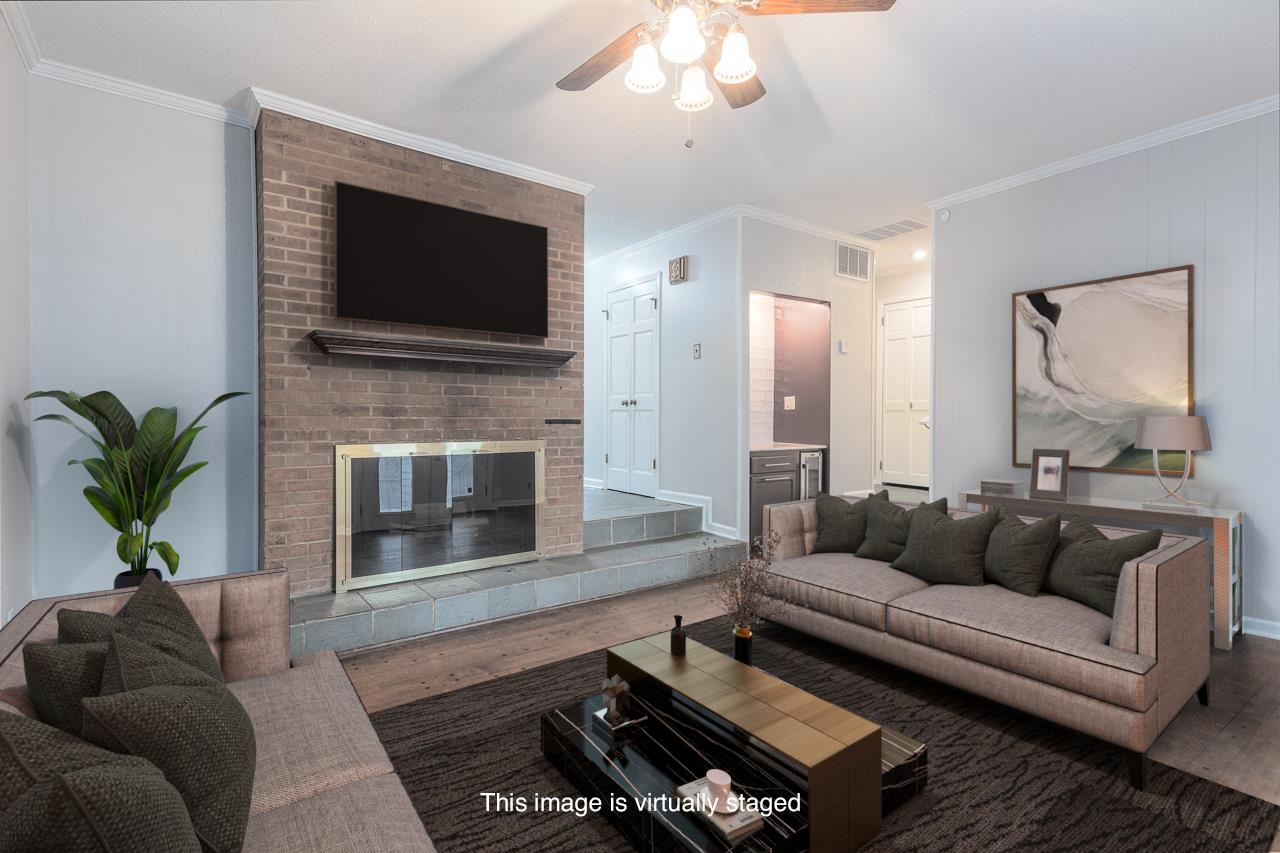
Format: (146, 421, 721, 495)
(784, 396, 796, 411)
(838, 340, 850, 354)
(692, 343, 702, 359)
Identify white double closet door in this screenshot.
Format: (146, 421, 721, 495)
(605, 276, 659, 497)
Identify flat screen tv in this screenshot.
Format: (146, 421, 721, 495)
(335, 182, 549, 337)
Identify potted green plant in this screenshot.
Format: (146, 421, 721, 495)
(26, 389, 248, 589)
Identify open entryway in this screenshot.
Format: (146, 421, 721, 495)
(604, 275, 660, 496)
(878, 296, 932, 488)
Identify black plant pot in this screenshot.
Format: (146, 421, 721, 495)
(733, 629, 753, 666)
(114, 568, 163, 590)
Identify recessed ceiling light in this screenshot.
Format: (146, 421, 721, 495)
(911, 249, 929, 261)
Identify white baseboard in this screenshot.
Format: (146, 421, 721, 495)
(583, 477, 604, 490)
(655, 489, 742, 540)
(707, 522, 742, 541)
(1243, 616, 1280, 641)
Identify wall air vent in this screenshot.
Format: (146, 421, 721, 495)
(855, 218, 928, 242)
(835, 242, 872, 282)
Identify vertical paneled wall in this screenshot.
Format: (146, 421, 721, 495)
(933, 111, 1280, 633)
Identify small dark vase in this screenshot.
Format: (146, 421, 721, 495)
(733, 627, 753, 666)
(670, 615, 686, 656)
(114, 568, 164, 590)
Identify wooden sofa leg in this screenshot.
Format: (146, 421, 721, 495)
(1197, 679, 1210, 706)
(1126, 750, 1148, 790)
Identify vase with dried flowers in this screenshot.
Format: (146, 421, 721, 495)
(709, 530, 781, 665)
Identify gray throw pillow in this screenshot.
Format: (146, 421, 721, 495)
(82, 636, 255, 853)
(0, 712, 200, 853)
(1044, 521, 1163, 615)
(812, 491, 888, 554)
(57, 574, 222, 682)
(984, 512, 1061, 596)
(857, 497, 949, 563)
(22, 641, 106, 735)
(891, 509, 999, 585)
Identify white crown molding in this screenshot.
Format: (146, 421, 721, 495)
(0, 1, 39, 71)
(928, 95, 1280, 211)
(31, 59, 251, 127)
(589, 203, 871, 266)
(245, 88, 594, 197)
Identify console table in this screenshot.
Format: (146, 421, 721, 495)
(960, 491, 1244, 651)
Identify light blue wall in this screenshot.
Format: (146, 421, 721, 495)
(933, 110, 1280, 636)
(27, 77, 257, 597)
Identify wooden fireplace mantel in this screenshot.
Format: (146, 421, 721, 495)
(307, 330, 576, 369)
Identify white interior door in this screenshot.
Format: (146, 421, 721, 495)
(605, 276, 659, 496)
(880, 297, 932, 488)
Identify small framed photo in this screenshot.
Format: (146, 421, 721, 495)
(1030, 449, 1070, 500)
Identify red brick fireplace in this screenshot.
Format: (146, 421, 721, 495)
(255, 111, 585, 598)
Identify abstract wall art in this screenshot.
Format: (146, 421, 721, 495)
(1012, 266, 1193, 476)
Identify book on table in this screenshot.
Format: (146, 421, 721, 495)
(675, 777, 764, 844)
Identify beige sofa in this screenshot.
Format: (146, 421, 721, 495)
(0, 569, 435, 852)
(762, 499, 1211, 788)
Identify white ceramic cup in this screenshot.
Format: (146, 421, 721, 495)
(706, 769, 732, 804)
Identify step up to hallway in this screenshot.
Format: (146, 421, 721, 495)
(583, 488, 703, 550)
(288, 532, 745, 657)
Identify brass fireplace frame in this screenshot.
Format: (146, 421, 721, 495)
(334, 440, 546, 592)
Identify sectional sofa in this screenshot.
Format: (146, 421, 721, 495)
(763, 498, 1211, 788)
(0, 569, 435, 852)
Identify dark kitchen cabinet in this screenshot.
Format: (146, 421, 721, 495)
(749, 451, 800, 542)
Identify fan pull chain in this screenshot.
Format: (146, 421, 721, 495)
(685, 110, 694, 149)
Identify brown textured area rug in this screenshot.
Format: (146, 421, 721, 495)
(370, 618, 1280, 852)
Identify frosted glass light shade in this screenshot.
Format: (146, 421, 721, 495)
(625, 38, 666, 93)
(714, 26, 757, 84)
(661, 4, 706, 65)
(675, 65, 714, 112)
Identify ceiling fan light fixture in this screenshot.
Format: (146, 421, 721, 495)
(674, 65, 714, 112)
(660, 4, 707, 66)
(714, 24, 757, 85)
(625, 34, 666, 93)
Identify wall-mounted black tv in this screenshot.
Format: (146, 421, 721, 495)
(335, 183, 549, 337)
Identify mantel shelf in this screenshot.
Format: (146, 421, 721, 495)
(307, 330, 576, 369)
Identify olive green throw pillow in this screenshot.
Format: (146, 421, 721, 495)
(58, 574, 222, 683)
(22, 641, 106, 735)
(890, 509, 999, 585)
(1043, 521, 1164, 616)
(984, 512, 1061, 596)
(0, 712, 200, 853)
(856, 497, 949, 563)
(82, 636, 255, 853)
(812, 491, 889, 554)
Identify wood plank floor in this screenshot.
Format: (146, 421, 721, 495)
(342, 579, 1280, 849)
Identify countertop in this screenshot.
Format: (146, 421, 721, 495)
(750, 443, 827, 453)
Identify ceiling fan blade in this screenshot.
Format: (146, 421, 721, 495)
(701, 37, 766, 109)
(738, 0, 896, 14)
(556, 23, 647, 91)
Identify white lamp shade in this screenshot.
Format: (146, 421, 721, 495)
(714, 26, 757, 84)
(660, 4, 706, 65)
(625, 38, 666, 93)
(1134, 415, 1212, 451)
(675, 65, 714, 112)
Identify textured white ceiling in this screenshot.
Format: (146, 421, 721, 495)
(21, 0, 1280, 258)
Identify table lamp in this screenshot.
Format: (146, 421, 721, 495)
(1134, 415, 1211, 509)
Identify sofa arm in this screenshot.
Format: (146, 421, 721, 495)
(763, 500, 817, 560)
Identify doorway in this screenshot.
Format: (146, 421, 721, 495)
(604, 275, 660, 497)
(877, 296, 931, 488)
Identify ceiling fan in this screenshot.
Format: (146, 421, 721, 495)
(556, 0, 896, 114)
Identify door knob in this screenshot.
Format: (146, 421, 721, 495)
(629, 399, 637, 406)
(621, 400, 631, 407)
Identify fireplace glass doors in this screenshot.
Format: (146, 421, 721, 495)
(335, 441, 544, 590)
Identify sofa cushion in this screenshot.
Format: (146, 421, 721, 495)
(771, 553, 929, 632)
(812, 491, 887, 554)
(0, 711, 201, 852)
(83, 637, 255, 853)
(984, 512, 1061, 596)
(228, 650, 394, 816)
(857, 498, 948, 563)
(58, 574, 223, 682)
(1045, 522, 1163, 616)
(891, 508, 998, 585)
(886, 584, 1156, 710)
(22, 641, 106, 734)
